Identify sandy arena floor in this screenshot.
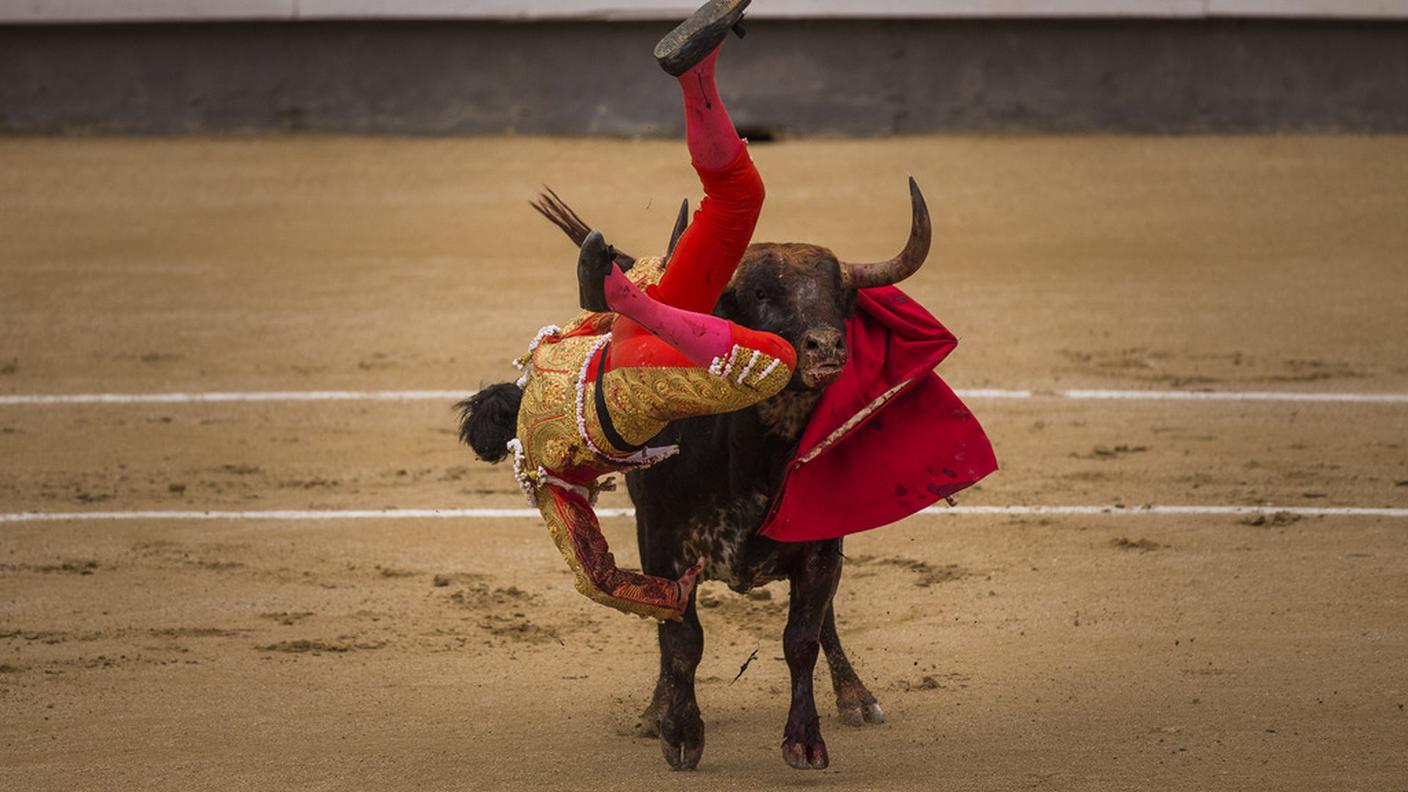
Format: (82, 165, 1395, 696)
(1, 136, 1406, 790)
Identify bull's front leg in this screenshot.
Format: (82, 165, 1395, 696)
(654, 596, 705, 770)
(635, 519, 705, 770)
(781, 539, 842, 769)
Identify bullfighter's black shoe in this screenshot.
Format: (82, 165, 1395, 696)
(654, 0, 750, 77)
(578, 229, 617, 313)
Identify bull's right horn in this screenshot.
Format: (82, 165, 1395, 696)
(839, 177, 932, 290)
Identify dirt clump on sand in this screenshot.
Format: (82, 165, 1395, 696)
(850, 554, 970, 587)
(1110, 537, 1168, 551)
(258, 639, 388, 654)
(1239, 511, 1304, 528)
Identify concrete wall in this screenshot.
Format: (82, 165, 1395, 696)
(4, 0, 1408, 21)
(2, 18, 1406, 135)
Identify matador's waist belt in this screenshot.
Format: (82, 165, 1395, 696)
(593, 342, 647, 455)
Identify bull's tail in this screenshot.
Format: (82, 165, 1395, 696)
(531, 186, 593, 248)
(531, 187, 636, 269)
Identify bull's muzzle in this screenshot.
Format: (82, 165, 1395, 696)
(798, 328, 848, 388)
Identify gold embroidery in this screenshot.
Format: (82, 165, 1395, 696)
(517, 334, 604, 477)
(600, 350, 793, 447)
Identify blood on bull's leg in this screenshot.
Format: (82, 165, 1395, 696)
(781, 538, 842, 769)
(821, 599, 886, 727)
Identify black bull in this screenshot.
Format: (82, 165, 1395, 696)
(531, 179, 931, 770)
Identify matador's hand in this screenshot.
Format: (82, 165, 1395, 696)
(670, 556, 706, 621)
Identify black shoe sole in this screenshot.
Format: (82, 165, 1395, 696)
(578, 229, 614, 313)
(653, 0, 751, 77)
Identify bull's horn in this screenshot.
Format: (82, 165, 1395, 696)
(839, 176, 931, 290)
(664, 197, 689, 265)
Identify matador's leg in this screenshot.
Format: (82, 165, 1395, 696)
(576, 3, 752, 318)
(603, 24, 775, 375)
(601, 253, 738, 368)
(582, 232, 796, 447)
(649, 89, 762, 312)
(577, 39, 761, 319)
(652, 9, 762, 315)
(595, 324, 796, 450)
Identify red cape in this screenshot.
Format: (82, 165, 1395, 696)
(758, 285, 998, 543)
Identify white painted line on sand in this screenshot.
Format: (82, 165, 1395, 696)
(0, 390, 468, 405)
(937, 505, 1408, 517)
(2, 504, 1405, 524)
(1061, 389, 1408, 404)
(0, 508, 615, 523)
(953, 388, 1034, 399)
(2, 387, 1406, 406)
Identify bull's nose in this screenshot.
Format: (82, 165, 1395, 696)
(800, 329, 845, 359)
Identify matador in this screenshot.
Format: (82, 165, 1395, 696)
(459, 0, 788, 621)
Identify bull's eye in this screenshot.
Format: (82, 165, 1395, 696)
(754, 288, 769, 302)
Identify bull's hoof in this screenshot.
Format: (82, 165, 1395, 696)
(658, 710, 705, 771)
(838, 699, 886, 727)
(781, 737, 829, 770)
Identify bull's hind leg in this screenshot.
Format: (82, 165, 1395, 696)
(781, 539, 842, 769)
(822, 602, 886, 726)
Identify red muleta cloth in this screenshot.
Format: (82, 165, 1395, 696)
(758, 285, 998, 543)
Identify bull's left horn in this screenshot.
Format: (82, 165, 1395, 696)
(664, 197, 689, 265)
(839, 176, 932, 290)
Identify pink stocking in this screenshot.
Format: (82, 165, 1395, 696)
(604, 266, 733, 367)
(678, 45, 744, 171)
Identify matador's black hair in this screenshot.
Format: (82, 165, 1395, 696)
(455, 381, 523, 464)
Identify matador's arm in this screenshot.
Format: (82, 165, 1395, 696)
(536, 482, 701, 621)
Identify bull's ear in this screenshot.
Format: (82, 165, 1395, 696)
(840, 277, 860, 317)
(663, 198, 689, 268)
